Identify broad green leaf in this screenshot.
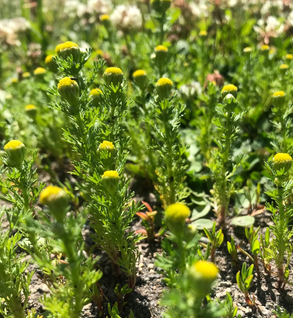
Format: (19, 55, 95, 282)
(231, 216, 255, 227)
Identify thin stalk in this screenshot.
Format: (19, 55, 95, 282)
(277, 186, 285, 288)
(162, 107, 175, 206)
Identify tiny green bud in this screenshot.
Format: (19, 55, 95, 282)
(4, 140, 25, 168)
(102, 170, 119, 195)
(223, 93, 236, 104)
(40, 186, 69, 222)
(57, 77, 80, 110)
(156, 77, 173, 100)
(183, 224, 197, 243)
(103, 67, 124, 87)
(165, 203, 190, 236)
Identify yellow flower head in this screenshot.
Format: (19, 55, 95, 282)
(4, 140, 24, 151)
(102, 170, 119, 179)
(45, 54, 58, 72)
(45, 55, 54, 64)
(156, 77, 173, 87)
(55, 41, 80, 62)
(260, 44, 270, 51)
(273, 153, 292, 173)
(273, 153, 292, 163)
(221, 84, 237, 97)
(40, 186, 64, 205)
(199, 30, 207, 37)
(55, 41, 79, 54)
(269, 48, 276, 55)
(89, 88, 103, 97)
(155, 45, 168, 52)
(192, 260, 219, 280)
(11, 78, 18, 83)
(286, 54, 293, 60)
(100, 14, 110, 21)
(4, 140, 26, 167)
(96, 49, 104, 57)
(156, 77, 173, 100)
(243, 47, 252, 53)
(272, 91, 286, 106)
(133, 70, 147, 78)
(99, 141, 115, 151)
(57, 77, 79, 109)
(273, 91, 285, 98)
(23, 72, 31, 78)
(280, 64, 289, 69)
(57, 77, 77, 90)
(40, 185, 69, 221)
(104, 67, 123, 75)
(25, 104, 37, 119)
(103, 67, 124, 86)
(34, 67, 46, 75)
(25, 104, 37, 111)
(165, 203, 190, 223)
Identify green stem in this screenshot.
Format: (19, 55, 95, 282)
(159, 14, 166, 44)
(162, 108, 175, 206)
(277, 186, 285, 285)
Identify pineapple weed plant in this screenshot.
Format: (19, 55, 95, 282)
(3, 0, 293, 317)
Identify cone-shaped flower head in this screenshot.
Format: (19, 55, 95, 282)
(165, 203, 190, 236)
(243, 47, 252, 53)
(89, 88, 103, 106)
(99, 141, 115, 151)
(154, 45, 168, 66)
(100, 14, 111, 27)
(55, 41, 80, 62)
(156, 77, 173, 100)
(102, 170, 119, 195)
(133, 69, 147, 89)
(45, 54, 58, 72)
(260, 44, 270, 52)
(23, 72, 31, 78)
(221, 84, 237, 98)
(103, 67, 124, 86)
(4, 140, 25, 168)
(40, 186, 69, 222)
(272, 91, 285, 107)
(199, 30, 207, 37)
(33, 67, 46, 76)
(57, 77, 79, 109)
(273, 153, 292, 173)
(25, 104, 37, 119)
(189, 260, 219, 297)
